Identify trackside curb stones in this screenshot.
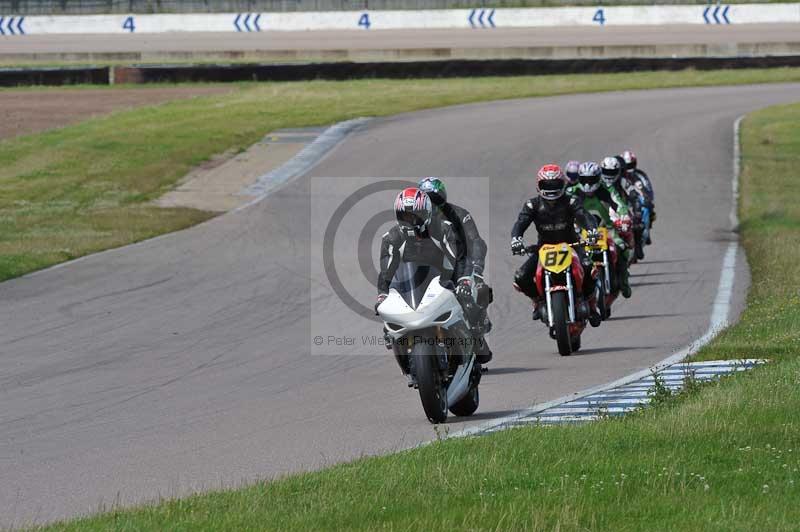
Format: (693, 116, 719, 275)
(476, 359, 767, 433)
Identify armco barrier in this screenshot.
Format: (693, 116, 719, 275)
(112, 55, 800, 84)
(2, 3, 799, 34)
(0, 65, 109, 86)
(2, 54, 800, 86)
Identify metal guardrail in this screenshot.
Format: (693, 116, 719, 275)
(4, 55, 800, 86)
(0, 0, 786, 15)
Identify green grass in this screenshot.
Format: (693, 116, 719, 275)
(694, 103, 800, 363)
(37, 89, 800, 532)
(3, 67, 800, 282)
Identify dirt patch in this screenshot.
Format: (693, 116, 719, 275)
(0, 86, 231, 141)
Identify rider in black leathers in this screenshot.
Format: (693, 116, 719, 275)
(511, 164, 601, 326)
(418, 177, 493, 333)
(621, 149, 656, 244)
(377, 187, 492, 364)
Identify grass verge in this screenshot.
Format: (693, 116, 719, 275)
(3, 67, 800, 282)
(37, 86, 800, 531)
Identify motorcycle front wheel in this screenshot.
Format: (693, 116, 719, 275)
(596, 272, 608, 321)
(413, 341, 448, 423)
(449, 363, 480, 417)
(551, 291, 572, 357)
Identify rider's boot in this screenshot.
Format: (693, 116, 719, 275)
(587, 295, 602, 327)
(482, 315, 493, 335)
(577, 298, 590, 320)
(475, 336, 493, 364)
(635, 229, 645, 261)
(474, 306, 492, 335)
(531, 298, 543, 321)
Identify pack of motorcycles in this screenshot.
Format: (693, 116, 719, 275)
(376, 163, 655, 423)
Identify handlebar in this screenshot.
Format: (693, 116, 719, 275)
(518, 240, 591, 256)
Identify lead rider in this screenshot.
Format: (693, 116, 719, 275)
(511, 164, 602, 326)
(376, 187, 493, 364)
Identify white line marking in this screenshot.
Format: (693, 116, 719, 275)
(453, 114, 748, 437)
(730, 116, 743, 231)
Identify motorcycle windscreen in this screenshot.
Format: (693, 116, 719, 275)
(389, 262, 441, 310)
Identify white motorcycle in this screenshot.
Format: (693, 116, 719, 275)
(377, 262, 481, 423)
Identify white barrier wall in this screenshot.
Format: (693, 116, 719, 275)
(1, 3, 798, 35)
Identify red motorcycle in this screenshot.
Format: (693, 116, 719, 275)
(528, 241, 593, 356)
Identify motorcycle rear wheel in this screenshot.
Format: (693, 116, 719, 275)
(551, 292, 572, 357)
(413, 341, 448, 424)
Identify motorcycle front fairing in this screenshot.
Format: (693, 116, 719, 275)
(378, 262, 465, 339)
(376, 262, 474, 407)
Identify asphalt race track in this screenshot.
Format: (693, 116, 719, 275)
(3, 24, 799, 55)
(1, 83, 799, 526)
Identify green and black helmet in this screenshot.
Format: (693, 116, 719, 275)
(418, 177, 447, 206)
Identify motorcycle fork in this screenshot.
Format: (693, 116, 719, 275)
(565, 270, 576, 324)
(544, 272, 554, 328)
(433, 326, 449, 372)
(602, 251, 611, 292)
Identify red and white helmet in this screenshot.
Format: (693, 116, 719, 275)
(394, 187, 432, 233)
(621, 150, 637, 171)
(537, 164, 566, 201)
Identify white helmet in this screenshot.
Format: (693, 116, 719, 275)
(578, 161, 602, 195)
(600, 156, 622, 188)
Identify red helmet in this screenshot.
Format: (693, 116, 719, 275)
(621, 150, 637, 171)
(394, 187, 432, 233)
(537, 164, 566, 201)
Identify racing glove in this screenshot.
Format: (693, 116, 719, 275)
(511, 236, 526, 256)
(456, 277, 473, 299)
(375, 293, 388, 315)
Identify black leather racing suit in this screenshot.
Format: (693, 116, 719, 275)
(438, 203, 487, 278)
(615, 177, 642, 221)
(377, 219, 463, 296)
(627, 169, 655, 226)
(511, 194, 597, 300)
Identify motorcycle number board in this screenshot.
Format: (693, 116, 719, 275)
(539, 244, 572, 274)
